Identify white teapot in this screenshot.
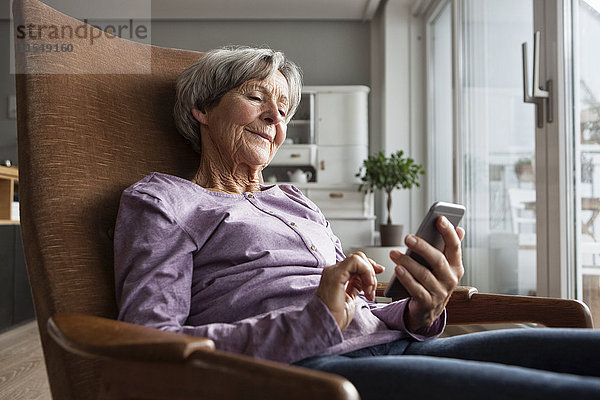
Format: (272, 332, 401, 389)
(287, 168, 312, 183)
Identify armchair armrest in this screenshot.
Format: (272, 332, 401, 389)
(48, 313, 359, 400)
(376, 284, 593, 329)
(446, 287, 594, 328)
(48, 313, 215, 362)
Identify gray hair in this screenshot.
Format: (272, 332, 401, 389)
(174, 46, 303, 154)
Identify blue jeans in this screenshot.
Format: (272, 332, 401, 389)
(293, 328, 600, 400)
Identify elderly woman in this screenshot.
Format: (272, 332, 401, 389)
(114, 46, 600, 399)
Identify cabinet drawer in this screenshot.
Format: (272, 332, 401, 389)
(307, 188, 372, 218)
(270, 145, 316, 166)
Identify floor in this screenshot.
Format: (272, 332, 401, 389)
(0, 321, 51, 400)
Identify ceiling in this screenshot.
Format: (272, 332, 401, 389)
(150, 0, 383, 20)
(6, 0, 385, 21)
(151, 0, 382, 20)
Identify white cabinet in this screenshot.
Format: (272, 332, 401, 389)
(314, 91, 369, 146)
(316, 145, 367, 184)
(306, 186, 372, 219)
(329, 219, 375, 255)
(308, 86, 369, 187)
(270, 144, 317, 166)
(265, 85, 373, 253)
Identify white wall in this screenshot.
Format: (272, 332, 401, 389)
(0, 18, 371, 164)
(370, 0, 427, 235)
(149, 20, 371, 86)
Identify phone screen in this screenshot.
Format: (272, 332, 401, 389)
(383, 202, 465, 299)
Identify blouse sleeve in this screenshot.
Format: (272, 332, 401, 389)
(114, 189, 343, 364)
(369, 299, 446, 341)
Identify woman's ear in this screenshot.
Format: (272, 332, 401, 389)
(191, 108, 208, 125)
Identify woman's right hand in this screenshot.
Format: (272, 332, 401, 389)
(316, 252, 384, 331)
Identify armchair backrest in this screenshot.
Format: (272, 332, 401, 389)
(13, 0, 202, 398)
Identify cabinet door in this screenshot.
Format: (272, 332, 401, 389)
(287, 93, 314, 144)
(0, 225, 14, 331)
(315, 92, 368, 146)
(317, 146, 367, 184)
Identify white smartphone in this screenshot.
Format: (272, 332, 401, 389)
(383, 202, 465, 299)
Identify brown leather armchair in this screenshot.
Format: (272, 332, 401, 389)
(13, 0, 592, 399)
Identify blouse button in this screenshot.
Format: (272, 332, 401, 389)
(247, 194, 254, 199)
(290, 222, 296, 226)
(310, 245, 317, 251)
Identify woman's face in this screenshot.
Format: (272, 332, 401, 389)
(194, 71, 290, 169)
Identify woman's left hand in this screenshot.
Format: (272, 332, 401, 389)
(389, 216, 466, 333)
(317, 252, 385, 331)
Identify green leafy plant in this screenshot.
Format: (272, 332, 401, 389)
(514, 158, 534, 181)
(356, 150, 425, 225)
(514, 158, 532, 172)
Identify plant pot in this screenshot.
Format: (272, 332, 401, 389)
(379, 224, 404, 247)
(515, 164, 534, 182)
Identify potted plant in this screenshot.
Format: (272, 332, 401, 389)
(356, 150, 425, 246)
(514, 158, 534, 182)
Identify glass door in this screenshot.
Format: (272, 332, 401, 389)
(427, 0, 538, 295)
(573, 0, 600, 325)
(427, 0, 600, 324)
(427, 1, 454, 205)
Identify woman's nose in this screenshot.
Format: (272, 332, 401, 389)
(260, 102, 283, 125)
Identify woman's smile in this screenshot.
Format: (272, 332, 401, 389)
(245, 127, 273, 143)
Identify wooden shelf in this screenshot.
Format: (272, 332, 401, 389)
(0, 166, 18, 224)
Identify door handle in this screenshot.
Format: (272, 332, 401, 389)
(522, 31, 553, 128)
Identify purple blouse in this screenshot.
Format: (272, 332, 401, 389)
(114, 172, 445, 364)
